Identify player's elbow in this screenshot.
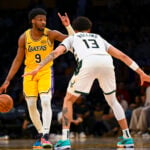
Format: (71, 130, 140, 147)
(55, 45, 66, 57)
(119, 53, 128, 62)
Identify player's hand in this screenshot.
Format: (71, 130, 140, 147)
(58, 12, 70, 27)
(0, 81, 10, 94)
(139, 73, 150, 86)
(22, 68, 39, 80)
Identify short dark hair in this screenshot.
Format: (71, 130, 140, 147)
(72, 16, 92, 31)
(28, 8, 47, 22)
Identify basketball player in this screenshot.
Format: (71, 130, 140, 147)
(23, 16, 150, 149)
(0, 8, 74, 149)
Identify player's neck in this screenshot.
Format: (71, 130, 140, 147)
(75, 29, 90, 33)
(30, 28, 44, 40)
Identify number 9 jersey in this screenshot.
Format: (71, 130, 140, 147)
(23, 28, 54, 97)
(24, 28, 54, 70)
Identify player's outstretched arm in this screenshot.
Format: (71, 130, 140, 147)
(108, 45, 150, 85)
(23, 45, 66, 78)
(58, 12, 75, 35)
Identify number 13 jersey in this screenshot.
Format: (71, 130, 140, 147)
(62, 32, 111, 61)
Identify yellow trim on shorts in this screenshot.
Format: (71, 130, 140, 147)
(39, 88, 51, 95)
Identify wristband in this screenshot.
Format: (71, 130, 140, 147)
(65, 25, 75, 35)
(129, 61, 139, 71)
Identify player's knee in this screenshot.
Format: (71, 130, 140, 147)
(41, 96, 51, 107)
(42, 99, 50, 108)
(26, 98, 37, 109)
(104, 92, 117, 107)
(40, 92, 52, 107)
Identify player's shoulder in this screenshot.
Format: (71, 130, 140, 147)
(22, 28, 31, 38)
(18, 31, 26, 43)
(44, 27, 51, 34)
(24, 28, 31, 35)
(19, 33, 25, 39)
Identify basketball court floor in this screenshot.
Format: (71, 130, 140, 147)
(0, 136, 150, 150)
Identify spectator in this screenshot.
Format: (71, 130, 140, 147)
(142, 107, 150, 138)
(129, 85, 150, 135)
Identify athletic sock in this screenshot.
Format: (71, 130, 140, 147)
(122, 129, 131, 138)
(62, 129, 70, 140)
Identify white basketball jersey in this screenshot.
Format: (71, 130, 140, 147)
(61, 32, 111, 61)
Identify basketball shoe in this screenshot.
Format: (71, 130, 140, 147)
(32, 133, 42, 149)
(117, 136, 134, 148)
(41, 133, 53, 148)
(54, 139, 71, 150)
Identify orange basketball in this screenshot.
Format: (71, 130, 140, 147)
(0, 94, 13, 113)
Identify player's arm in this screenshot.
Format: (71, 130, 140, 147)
(23, 45, 66, 78)
(0, 34, 25, 93)
(5, 34, 25, 81)
(108, 45, 150, 85)
(49, 30, 68, 42)
(48, 13, 74, 42)
(39, 45, 66, 68)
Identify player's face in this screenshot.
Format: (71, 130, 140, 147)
(32, 15, 46, 31)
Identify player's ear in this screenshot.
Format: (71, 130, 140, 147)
(31, 19, 35, 24)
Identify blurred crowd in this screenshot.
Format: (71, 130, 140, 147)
(0, 0, 150, 139)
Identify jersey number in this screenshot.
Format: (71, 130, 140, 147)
(83, 39, 99, 48)
(35, 54, 41, 63)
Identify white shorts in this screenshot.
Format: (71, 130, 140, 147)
(67, 55, 116, 96)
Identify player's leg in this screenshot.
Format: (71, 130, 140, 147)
(39, 91, 53, 148)
(54, 66, 95, 150)
(97, 65, 134, 148)
(54, 92, 79, 150)
(54, 74, 80, 150)
(38, 68, 54, 148)
(23, 75, 43, 148)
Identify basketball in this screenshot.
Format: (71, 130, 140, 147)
(0, 94, 13, 113)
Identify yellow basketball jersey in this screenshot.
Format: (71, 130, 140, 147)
(24, 28, 54, 70)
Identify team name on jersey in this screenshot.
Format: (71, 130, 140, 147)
(77, 33, 98, 38)
(28, 45, 46, 52)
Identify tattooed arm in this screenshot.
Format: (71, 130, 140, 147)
(22, 45, 66, 77)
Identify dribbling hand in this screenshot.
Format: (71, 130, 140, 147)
(0, 81, 10, 94)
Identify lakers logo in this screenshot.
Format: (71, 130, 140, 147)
(28, 45, 47, 52)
